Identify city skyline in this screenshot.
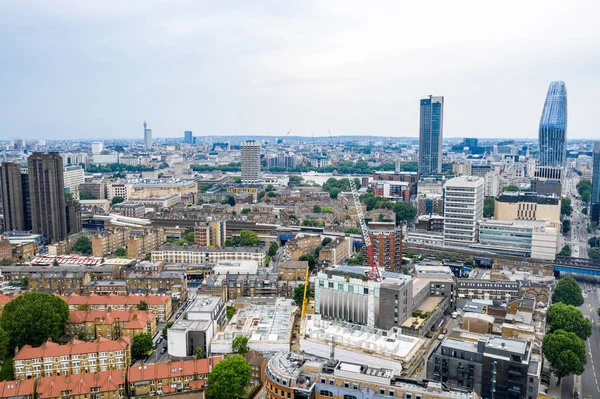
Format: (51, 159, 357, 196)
(1, 1, 600, 140)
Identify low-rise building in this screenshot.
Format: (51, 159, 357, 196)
(457, 279, 520, 301)
(278, 261, 309, 282)
(126, 271, 186, 296)
(29, 271, 92, 294)
(127, 357, 222, 396)
(112, 203, 145, 218)
(281, 235, 321, 261)
(318, 237, 352, 265)
(0, 240, 12, 260)
(245, 350, 268, 387)
(83, 280, 128, 296)
(0, 379, 34, 399)
(58, 293, 172, 322)
(67, 309, 157, 340)
(152, 244, 267, 267)
(13, 337, 130, 380)
(35, 370, 125, 399)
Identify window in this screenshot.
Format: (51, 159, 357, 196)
(343, 396, 357, 399)
(320, 378, 326, 384)
(329, 379, 334, 385)
(319, 390, 333, 398)
(352, 383, 359, 390)
(344, 381, 349, 388)
(379, 388, 386, 395)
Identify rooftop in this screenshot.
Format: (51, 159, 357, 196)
(157, 244, 266, 253)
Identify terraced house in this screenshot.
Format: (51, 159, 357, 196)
(13, 337, 131, 380)
(67, 310, 157, 340)
(35, 370, 125, 399)
(127, 357, 222, 397)
(57, 293, 172, 322)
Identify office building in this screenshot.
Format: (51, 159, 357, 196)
(240, 140, 261, 183)
(443, 176, 484, 245)
(144, 121, 152, 150)
(494, 192, 560, 223)
(184, 130, 193, 144)
(28, 152, 68, 244)
(62, 165, 85, 198)
(0, 162, 31, 231)
(91, 141, 104, 154)
(537, 81, 567, 179)
(418, 95, 444, 176)
(592, 141, 600, 222)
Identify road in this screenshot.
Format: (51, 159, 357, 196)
(564, 173, 589, 258)
(579, 283, 600, 399)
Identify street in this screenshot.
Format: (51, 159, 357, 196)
(564, 173, 589, 259)
(578, 283, 600, 399)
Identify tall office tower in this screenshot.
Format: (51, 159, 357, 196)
(0, 162, 31, 231)
(184, 131, 193, 144)
(418, 95, 444, 176)
(28, 152, 68, 244)
(443, 176, 485, 245)
(537, 81, 567, 179)
(591, 141, 600, 222)
(240, 140, 261, 184)
(144, 121, 152, 150)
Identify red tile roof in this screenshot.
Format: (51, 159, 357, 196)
(0, 379, 34, 398)
(14, 337, 130, 361)
(58, 293, 169, 307)
(36, 370, 125, 399)
(67, 310, 155, 326)
(128, 357, 223, 384)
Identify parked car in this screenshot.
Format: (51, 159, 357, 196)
(442, 328, 448, 335)
(160, 347, 167, 354)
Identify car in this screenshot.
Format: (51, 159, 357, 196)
(442, 328, 448, 334)
(451, 312, 458, 319)
(152, 343, 158, 350)
(438, 334, 446, 340)
(160, 347, 167, 354)
(157, 337, 163, 345)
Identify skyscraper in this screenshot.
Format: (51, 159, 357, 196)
(537, 81, 567, 179)
(591, 141, 600, 222)
(0, 162, 31, 231)
(418, 95, 444, 176)
(443, 176, 485, 245)
(184, 131, 193, 144)
(144, 121, 152, 150)
(240, 140, 261, 184)
(28, 152, 68, 244)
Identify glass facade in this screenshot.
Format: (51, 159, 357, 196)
(538, 81, 567, 168)
(418, 96, 444, 176)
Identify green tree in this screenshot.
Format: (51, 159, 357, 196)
(52, 259, 59, 266)
(206, 355, 252, 399)
(268, 242, 279, 257)
(193, 346, 205, 359)
(226, 306, 236, 319)
(589, 248, 600, 260)
(185, 232, 195, 243)
(392, 202, 417, 225)
(542, 329, 586, 380)
(131, 333, 153, 359)
(231, 335, 249, 355)
(0, 327, 9, 361)
(20, 277, 28, 288)
(77, 304, 90, 311)
(347, 252, 363, 266)
(232, 176, 242, 184)
(503, 185, 519, 192)
(562, 219, 571, 235)
(0, 259, 12, 266)
(73, 236, 92, 255)
(115, 247, 127, 257)
(547, 302, 592, 340)
(483, 197, 495, 218)
(321, 237, 333, 247)
(235, 230, 261, 247)
(241, 208, 251, 214)
(1, 292, 70, 348)
(224, 195, 235, 206)
(299, 253, 316, 270)
(561, 197, 572, 216)
(293, 284, 309, 307)
(314, 245, 323, 258)
(111, 196, 125, 205)
(265, 184, 274, 192)
(136, 301, 148, 311)
(78, 190, 96, 200)
(552, 276, 584, 307)
(344, 227, 360, 234)
(558, 245, 572, 257)
(313, 205, 322, 213)
(582, 207, 588, 215)
(161, 322, 174, 338)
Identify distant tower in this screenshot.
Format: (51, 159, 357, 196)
(184, 131, 193, 144)
(536, 81, 567, 180)
(144, 121, 152, 150)
(418, 95, 444, 177)
(240, 140, 261, 184)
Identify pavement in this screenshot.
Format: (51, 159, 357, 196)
(579, 284, 600, 399)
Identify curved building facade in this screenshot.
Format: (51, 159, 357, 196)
(538, 81, 567, 170)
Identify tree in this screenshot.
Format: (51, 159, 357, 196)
(392, 202, 417, 225)
(562, 219, 571, 235)
(293, 284, 309, 307)
(241, 208, 251, 214)
(131, 333, 153, 359)
(232, 176, 242, 184)
(52, 259, 60, 266)
(503, 185, 519, 192)
(78, 190, 96, 200)
(115, 247, 127, 257)
(193, 346, 205, 359)
(558, 245, 572, 257)
(561, 198, 572, 216)
(314, 245, 323, 258)
(0, 259, 12, 266)
(578, 179, 591, 203)
(0, 327, 8, 361)
(231, 335, 249, 355)
(483, 197, 495, 218)
(589, 248, 600, 260)
(226, 306, 236, 319)
(313, 205, 322, 213)
(344, 227, 360, 234)
(228, 230, 261, 247)
(322, 237, 333, 247)
(582, 207, 588, 215)
(347, 252, 363, 266)
(20, 277, 28, 288)
(299, 253, 316, 270)
(265, 184, 274, 192)
(224, 195, 235, 206)
(64, 192, 73, 201)
(136, 301, 148, 311)
(552, 276, 584, 307)
(206, 355, 252, 399)
(111, 196, 125, 205)
(547, 302, 592, 340)
(1, 292, 70, 348)
(73, 236, 92, 255)
(161, 321, 174, 338)
(543, 329, 586, 380)
(185, 232, 195, 243)
(268, 242, 279, 257)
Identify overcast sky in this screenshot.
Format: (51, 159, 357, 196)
(1, 1, 599, 140)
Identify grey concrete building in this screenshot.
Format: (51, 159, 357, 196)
(0, 162, 31, 232)
(378, 277, 413, 330)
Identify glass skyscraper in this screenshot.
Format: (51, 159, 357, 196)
(538, 81, 567, 175)
(418, 95, 444, 176)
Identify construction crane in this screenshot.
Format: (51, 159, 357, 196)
(300, 265, 310, 322)
(328, 129, 335, 146)
(348, 176, 382, 327)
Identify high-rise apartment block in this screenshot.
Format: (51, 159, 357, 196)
(362, 222, 403, 272)
(0, 162, 31, 232)
(240, 140, 261, 183)
(591, 141, 600, 222)
(28, 152, 68, 244)
(418, 95, 444, 176)
(144, 121, 152, 150)
(63, 165, 85, 198)
(536, 81, 567, 180)
(443, 176, 484, 245)
(184, 130, 193, 144)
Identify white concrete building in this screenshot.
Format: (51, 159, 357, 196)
(443, 176, 484, 245)
(63, 165, 85, 198)
(152, 244, 267, 267)
(212, 260, 259, 275)
(484, 171, 500, 198)
(240, 140, 261, 184)
(107, 182, 133, 201)
(91, 142, 104, 154)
